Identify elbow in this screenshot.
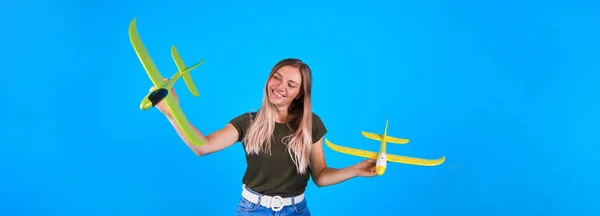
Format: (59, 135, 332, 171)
(186, 143, 207, 157)
(193, 147, 210, 157)
(312, 168, 328, 188)
(314, 181, 323, 188)
(187, 140, 211, 156)
(313, 177, 327, 188)
(315, 181, 329, 188)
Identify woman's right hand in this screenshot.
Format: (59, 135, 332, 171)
(149, 78, 179, 118)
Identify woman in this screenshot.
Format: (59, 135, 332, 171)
(153, 58, 377, 215)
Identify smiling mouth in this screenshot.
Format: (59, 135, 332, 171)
(272, 89, 286, 98)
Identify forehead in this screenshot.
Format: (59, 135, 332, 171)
(274, 65, 302, 83)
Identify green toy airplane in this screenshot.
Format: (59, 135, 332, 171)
(129, 18, 206, 146)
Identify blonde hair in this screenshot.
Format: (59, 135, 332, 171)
(243, 58, 313, 174)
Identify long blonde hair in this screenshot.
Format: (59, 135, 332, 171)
(243, 58, 313, 174)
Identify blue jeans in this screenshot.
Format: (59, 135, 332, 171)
(233, 186, 311, 216)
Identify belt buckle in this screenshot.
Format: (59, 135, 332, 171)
(269, 195, 284, 212)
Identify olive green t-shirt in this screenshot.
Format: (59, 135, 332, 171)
(229, 111, 327, 197)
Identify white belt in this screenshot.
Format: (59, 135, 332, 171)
(241, 184, 304, 212)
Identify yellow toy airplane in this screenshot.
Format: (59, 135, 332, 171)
(325, 119, 445, 176)
(129, 18, 206, 146)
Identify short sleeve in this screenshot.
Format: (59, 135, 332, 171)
(229, 112, 254, 143)
(311, 113, 327, 144)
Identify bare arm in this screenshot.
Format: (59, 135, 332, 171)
(309, 137, 376, 187)
(152, 83, 239, 156)
(166, 116, 239, 156)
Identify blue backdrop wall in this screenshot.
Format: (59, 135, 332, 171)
(1, 0, 599, 215)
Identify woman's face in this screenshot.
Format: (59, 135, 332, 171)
(267, 65, 302, 108)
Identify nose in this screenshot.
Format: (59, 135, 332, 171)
(274, 81, 285, 89)
(376, 166, 386, 176)
(140, 100, 153, 110)
(273, 84, 286, 92)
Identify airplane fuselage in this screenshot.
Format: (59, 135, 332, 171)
(140, 88, 169, 110)
(376, 151, 387, 176)
(139, 69, 184, 110)
(375, 120, 389, 176)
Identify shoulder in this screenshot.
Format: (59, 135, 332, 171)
(231, 111, 256, 123)
(312, 112, 325, 127)
(229, 111, 257, 142)
(311, 112, 327, 143)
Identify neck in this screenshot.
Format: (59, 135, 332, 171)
(274, 105, 289, 123)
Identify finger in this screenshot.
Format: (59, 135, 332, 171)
(365, 162, 376, 168)
(368, 168, 377, 175)
(360, 159, 373, 166)
(171, 90, 179, 102)
(360, 169, 376, 177)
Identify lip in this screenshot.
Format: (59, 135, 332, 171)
(272, 89, 286, 98)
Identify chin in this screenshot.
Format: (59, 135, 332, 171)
(268, 99, 286, 107)
(268, 98, 289, 108)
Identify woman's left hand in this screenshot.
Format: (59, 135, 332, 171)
(352, 159, 377, 177)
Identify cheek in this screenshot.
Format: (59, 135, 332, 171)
(290, 89, 300, 97)
(267, 79, 280, 88)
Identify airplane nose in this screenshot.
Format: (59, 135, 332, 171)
(140, 100, 153, 110)
(376, 166, 385, 176)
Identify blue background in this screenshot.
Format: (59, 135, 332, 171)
(1, 0, 599, 215)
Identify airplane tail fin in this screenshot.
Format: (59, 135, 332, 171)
(361, 119, 410, 144)
(361, 131, 410, 144)
(171, 45, 203, 97)
(383, 119, 388, 137)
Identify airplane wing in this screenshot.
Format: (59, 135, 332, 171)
(386, 153, 445, 166)
(324, 139, 378, 159)
(162, 93, 206, 146)
(129, 18, 165, 87)
(361, 131, 409, 144)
